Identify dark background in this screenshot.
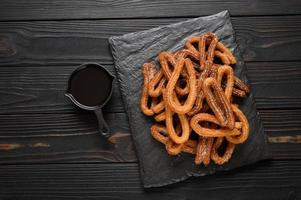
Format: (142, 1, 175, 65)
(0, 0, 300, 199)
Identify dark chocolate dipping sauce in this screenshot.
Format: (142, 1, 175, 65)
(68, 65, 113, 107)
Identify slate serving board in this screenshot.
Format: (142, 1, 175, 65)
(109, 10, 271, 188)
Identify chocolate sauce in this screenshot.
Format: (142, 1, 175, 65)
(68, 64, 113, 107)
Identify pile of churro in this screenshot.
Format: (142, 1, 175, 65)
(140, 32, 249, 166)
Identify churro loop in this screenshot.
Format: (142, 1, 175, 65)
(190, 113, 241, 137)
(203, 77, 235, 129)
(195, 136, 214, 166)
(232, 87, 246, 97)
(151, 97, 165, 114)
(211, 137, 235, 165)
(199, 33, 217, 68)
(215, 42, 237, 64)
(159, 51, 176, 79)
(148, 69, 166, 97)
(187, 92, 204, 116)
(165, 102, 191, 144)
(165, 139, 183, 155)
(234, 76, 250, 94)
(168, 123, 195, 155)
(217, 65, 234, 101)
(226, 105, 249, 144)
(140, 63, 155, 116)
(159, 52, 190, 96)
(185, 33, 218, 69)
(154, 111, 166, 122)
(150, 124, 168, 144)
(151, 124, 196, 155)
(187, 60, 213, 116)
(185, 36, 200, 57)
(174, 49, 199, 62)
(215, 50, 230, 65)
(165, 58, 197, 114)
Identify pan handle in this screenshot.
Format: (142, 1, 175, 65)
(94, 109, 111, 139)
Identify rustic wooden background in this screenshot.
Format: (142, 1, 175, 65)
(0, 0, 300, 199)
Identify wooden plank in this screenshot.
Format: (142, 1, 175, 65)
(0, 61, 300, 115)
(0, 112, 135, 163)
(247, 62, 301, 109)
(260, 109, 301, 137)
(0, 161, 300, 199)
(0, 65, 124, 113)
(0, 0, 300, 21)
(0, 109, 300, 163)
(0, 16, 300, 65)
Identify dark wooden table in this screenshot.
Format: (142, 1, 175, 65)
(0, 1, 301, 199)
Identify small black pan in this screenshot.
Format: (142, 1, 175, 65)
(65, 63, 115, 139)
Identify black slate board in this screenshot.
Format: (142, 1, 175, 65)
(109, 11, 271, 188)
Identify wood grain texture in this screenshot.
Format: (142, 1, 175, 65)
(0, 112, 135, 163)
(0, 62, 300, 114)
(0, 0, 300, 21)
(0, 16, 300, 66)
(247, 62, 301, 109)
(260, 109, 301, 137)
(0, 65, 124, 113)
(269, 135, 301, 144)
(0, 161, 300, 199)
(0, 109, 300, 163)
